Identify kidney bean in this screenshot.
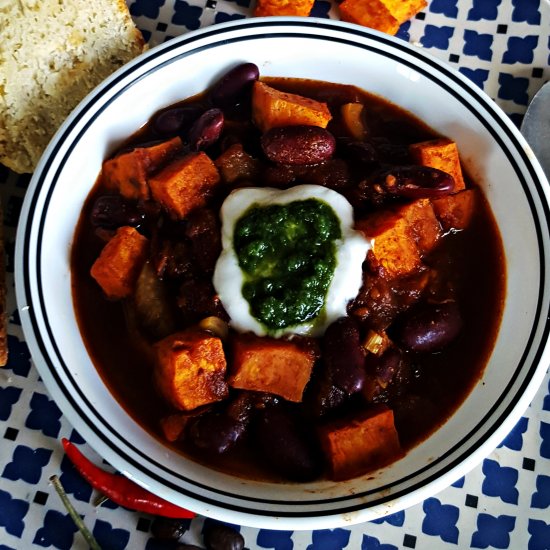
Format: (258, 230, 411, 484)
(363, 347, 411, 403)
(188, 411, 247, 454)
(185, 208, 221, 274)
(371, 137, 411, 165)
(338, 137, 379, 166)
(226, 392, 254, 424)
(188, 108, 224, 151)
(323, 317, 366, 394)
(301, 159, 351, 190)
(255, 406, 322, 481)
(261, 125, 336, 165)
(370, 165, 455, 200)
(391, 300, 462, 353)
(90, 195, 145, 229)
(306, 378, 348, 418)
(151, 106, 201, 136)
(177, 279, 229, 322)
(209, 62, 260, 108)
(155, 240, 195, 280)
(203, 521, 245, 550)
(150, 517, 188, 541)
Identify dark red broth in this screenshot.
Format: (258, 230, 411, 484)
(71, 76, 505, 482)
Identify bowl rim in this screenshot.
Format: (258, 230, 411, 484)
(14, 16, 550, 529)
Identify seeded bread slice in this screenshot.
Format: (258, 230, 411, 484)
(0, 0, 146, 173)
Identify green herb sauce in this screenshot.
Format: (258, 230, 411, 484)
(234, 199, 341, 330)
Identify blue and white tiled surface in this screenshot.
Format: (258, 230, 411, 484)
(1, 1, 549, 548)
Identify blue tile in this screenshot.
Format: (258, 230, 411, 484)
(215, 12, 245, 23)
(452, 476, 465, 488)
(130, 0, 165, 18)
(540, 421, 550, 459)
(467, 0, 501, 21)
(531, 474, 550, 509)
(93, 519, 131, 550)
(2, 445, 52, 484)
(471, 513, 516, 549)
(511, 0, 541, 24)
(172, 0, 202, 30)
(225, 0, 251, 6)
(4, 337, 31, 378)
(25, 392, 62, 438)
(59, 454, 94, 503)
(463, 30, 493, 60)
(140, 29, 152, 43)
(509, 112, 524, 129)
(307, 529, 351, 550)
(482, 459, 519, 504)
(502, 36, 538, 64)
(0, 489, 29, 538)
(395, 20, 412, 42)
(361, 535, 399, 550)
(543, 377, 550, 411)
(528, 519, 550, 550)
(371, 511, 405, 527)
(429, 0, 459, 18)
(498, 73, 530, 105)
(257, 528, 294, 550)
(310, 1, 331, 18)
(33, 510, 78, 549)
(459, 67, 489, 91)
(499, 416, 528, 450)
(420, 24, 454, 50)
(0, 386, 23, 421)
(422, 498, 459, 544)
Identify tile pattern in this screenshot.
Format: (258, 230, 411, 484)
(0, 1, 549, 548)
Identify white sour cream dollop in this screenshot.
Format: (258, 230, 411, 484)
(213, 184, 371, 337)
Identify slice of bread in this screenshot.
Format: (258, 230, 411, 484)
(0, 0, 146, 173)
(0, 199, 7, 367)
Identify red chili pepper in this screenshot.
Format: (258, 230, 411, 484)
(61, 438, 195, 519)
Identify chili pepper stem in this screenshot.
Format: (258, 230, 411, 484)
(93, 493, 109, 508)
(50, 474, 102, 550)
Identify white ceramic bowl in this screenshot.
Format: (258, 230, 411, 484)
(15, 17, 550, 529)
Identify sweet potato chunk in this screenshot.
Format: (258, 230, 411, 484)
(409, 138, 466, 192)
(339, 0, 427, 35)
(396, 198, 442, 255)
(102, 137, 183, 200)
(319, 405, 403, 480)
(90, 226, 148, 299)
(432, 189, 477, 231)
(149, 151, 220, 219)
(356, 211, 421, 277)
(154, 330, 228, 411)
(341, 103, 367, 140)
(229, 334, 317, 402)
(160, 413, 189, 442)
(252, 81, 332, 132)
(254, 0, 315, 16)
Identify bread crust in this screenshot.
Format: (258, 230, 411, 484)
(0, 200, 7, 367)
(0, 0, 146, 173)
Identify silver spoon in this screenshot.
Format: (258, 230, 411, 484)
(520, 81, 550, 178)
